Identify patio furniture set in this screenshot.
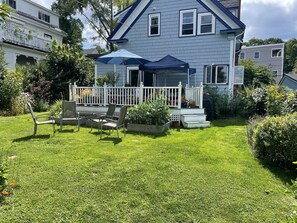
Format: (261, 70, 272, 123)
(27, 101, 128, 140)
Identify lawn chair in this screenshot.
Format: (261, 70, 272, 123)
(100, 106, 128, 140)
(27, 102, 55, 136)
(60, 101, 81, 131)
(90, 103, 116, 132)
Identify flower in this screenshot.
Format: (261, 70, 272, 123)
(1, 190, 9, 196)
(10, 180, 15, 187)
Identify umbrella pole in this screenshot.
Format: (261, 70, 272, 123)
(188, 68, 190, 87)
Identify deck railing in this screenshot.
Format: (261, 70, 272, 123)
(70, 82, 203, 109)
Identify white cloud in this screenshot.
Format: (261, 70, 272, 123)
(242, 0, 295, 12)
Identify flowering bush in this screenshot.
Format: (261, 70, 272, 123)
(128, 100, 171, 125)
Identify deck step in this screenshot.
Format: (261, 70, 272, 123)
(183, 121, 211, 128)
(181, 114, 207, 122)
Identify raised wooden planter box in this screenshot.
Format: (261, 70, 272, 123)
(127, 122, 170, 134)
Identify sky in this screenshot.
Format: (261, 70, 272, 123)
(34, 0, 297, 48)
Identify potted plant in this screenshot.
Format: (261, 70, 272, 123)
(127, 100, 171, 134)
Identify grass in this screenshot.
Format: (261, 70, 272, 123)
(0, 114, 296, 222)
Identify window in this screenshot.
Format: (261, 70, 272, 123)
(239, 52, 245, 59)
(272, 71, 278, 77)
(254, 52, 260, 59)
(148, 13, 160, 36)
(38, 12, 50, 23)
(179, 9, 197, 37)
(204, 65, 228, 84)
(272, 49, 282, 57)
(198, 13, 215, 35)
(44, 34, 52, 40)
(6, 0, 16, 9)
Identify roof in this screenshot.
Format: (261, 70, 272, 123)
(109, 0, 245, 42)
(83, 48, 101, 59)
(279, 74, 297, 90)
(284, 74, 297, 81)
(218, 0, 240, 8)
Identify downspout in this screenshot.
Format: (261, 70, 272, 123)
(229, 31, 244, 96)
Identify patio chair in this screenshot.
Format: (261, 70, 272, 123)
(27, 102, 55, 136)
(100, 106, 128, 140)
(60, 101, 81, 131)
(90, 103, 116, 132)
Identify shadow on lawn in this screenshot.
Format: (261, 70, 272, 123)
(211, 116, 248, 127)
(257, 159, 297, 185)
(126, 130, 171, 139)
(13, 134, 51, 142)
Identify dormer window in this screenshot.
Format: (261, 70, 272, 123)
(179, 9, 197, 37)
(38, 12, 50, 23)
(198, 13, 215, 35)
(148, 13, 160, 36)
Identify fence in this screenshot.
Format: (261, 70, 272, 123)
(69, 82, 203, 109)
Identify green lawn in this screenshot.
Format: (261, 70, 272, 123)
(0, 114, 296, 222)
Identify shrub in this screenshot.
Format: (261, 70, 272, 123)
(251, 113, 297, 169)
(49, 100, 62, 117)
(128, 100, 171, 125)
(265, 85, 287, 116)
(0, 158, 8, 203)
(11, 93, 31, 116)
(0, 69, 24, 110)
(33, 99, 50, 112)
(240, 87, 267, 116)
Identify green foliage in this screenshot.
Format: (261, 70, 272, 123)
(243, 37, 284, 47)
(0, 69, 24, 110)
(128, 100, 171, 125)
(21, 62, 53, 104)
(239, 59, 275, 87)
(96, 72, 119, 86)
(45, 40, 94, 101)
(0, 3, 11, 23)
(240, 87, 267, 116)
(285, 38, 297, 73)
(251, 113, 297, 169)
(0, 158, 8, 203)
(49, 100, 62, 117)
(204, 86, 243, 118)
(11, 93, 31, 116)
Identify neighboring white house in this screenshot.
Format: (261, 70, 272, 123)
(0, 0, 66, 70)
(239, 43, 285, 83)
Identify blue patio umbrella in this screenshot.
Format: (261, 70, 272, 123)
(96, 49, 150, 85)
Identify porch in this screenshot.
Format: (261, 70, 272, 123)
(69, 82, 210, 128)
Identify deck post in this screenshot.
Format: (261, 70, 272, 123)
(69, 83, 73, 101)
(103, 82, 107, 106)
(178, 82, 182, 109)
(199, 82, 203, 108)
(139, 82, 144, 104)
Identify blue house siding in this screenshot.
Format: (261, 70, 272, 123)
(118, 0, 231, 87)
(97, 0, 245, 89)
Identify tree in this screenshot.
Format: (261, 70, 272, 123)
(0, 4, 11, 23)
(243, 37, 283, 47)
(284, 38, 297, 73)
(51, 0, 136, 52)
(239, 59, 275, 87)
(52, 2, 84, 49)
(44, 40, 94, 101)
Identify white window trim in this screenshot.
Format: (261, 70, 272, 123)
(254, 51, 260, 59)
(198, 12, 215, 35)
(126, 66, 139, 85)
(271, 48, 282, 58)
(179, 9, 197, 37)
(204, 65, 229, 85)
(148, 13, 160, 36)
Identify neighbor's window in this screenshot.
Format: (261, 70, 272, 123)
(198, 13, 215, 35)
(38, 12, 50, 23)
(239, 52, 245, 59)
(272, 49, 282, 57)
(229, 8, 239, 17)
(254, 52, 260, 59)
(148, 13, 160, 36)
(44, 34, 52, 40)
(179, 9, 197, 37)
(204, 65, 228, 84)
